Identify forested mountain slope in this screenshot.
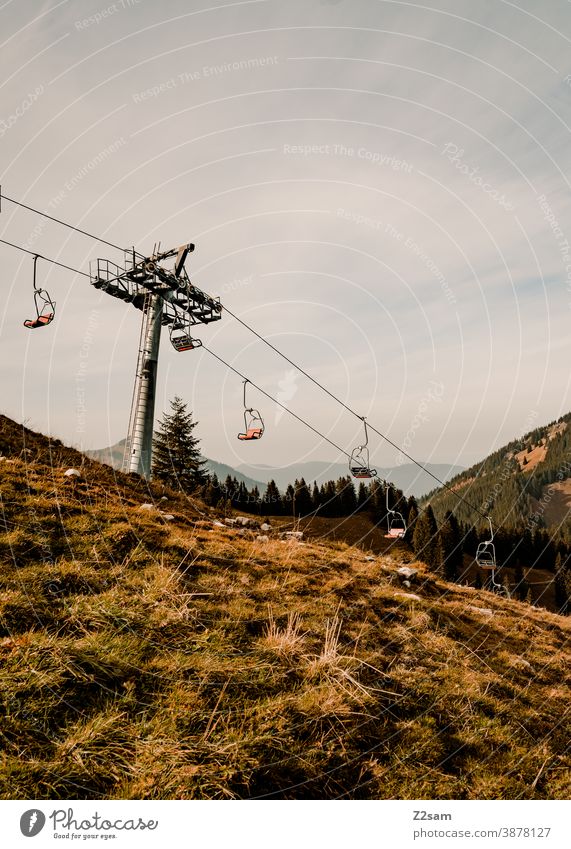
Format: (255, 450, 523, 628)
(424, 413, 571, 539)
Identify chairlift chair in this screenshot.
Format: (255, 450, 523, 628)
(237, 380, 264, 441)
(476, 518, 497, 570)
(385, 484, 406, 539)
(169, 324, 202, 352)
(23, 255, 56, 329)
(349, 417, 377, 479)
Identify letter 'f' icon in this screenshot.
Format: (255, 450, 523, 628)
(20, 810, 46, 837)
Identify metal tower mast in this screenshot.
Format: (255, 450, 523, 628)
(90, 243, 222, 479)
(124, 292, 163, 475)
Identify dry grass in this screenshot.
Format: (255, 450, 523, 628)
(259, 609, 306, 659)
(0, 442, 570, 800)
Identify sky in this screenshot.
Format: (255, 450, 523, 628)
(1, 0, 571, 477)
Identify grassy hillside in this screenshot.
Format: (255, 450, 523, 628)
(0, 415, 570, 800)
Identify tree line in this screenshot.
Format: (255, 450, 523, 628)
(150, 397, 571, 614)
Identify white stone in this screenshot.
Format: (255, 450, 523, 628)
(397, 566, 418, 582)
(513, 658, 534, 671)
(260, 523, 272, 532)
(161, 513, 175, 521)
(138, 503, 156, 511)
(64, 468, 81, 478)
(468, 605, 494, 617)
(394, 592, 422, 601)
(283, 530, 304, 540)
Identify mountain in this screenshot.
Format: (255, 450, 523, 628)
(235, 460, 465, 498)
(0, 412, 570, 800)
(424, 412, 571, 534)
(86, 439, 266, 492)
(86, 441, 461, 497)
(85, 438, 127, 470)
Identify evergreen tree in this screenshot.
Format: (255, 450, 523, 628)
(230, 480, 246, 510)
(320, 481, 336, 517)
(284, 483, 296, 515)
(336, 476, 356, 515)
(405, 500, 419, 545)
(357, 481, 368, 511)
(264, 479, 282, 514)
(250, 486, 261, 512)
(152, 396, 206, 490)
(224, 474, 235, 500)
(294, 478, 313, 516)
(438, 511, 463, 581)
(412, 505, 439, 571)
(203, 478, 218, 506)
(312, 481, 321, 511)
(554, 552, 569, 615)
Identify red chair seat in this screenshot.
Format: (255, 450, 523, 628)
(238, 428, 263, 440)
(24, 313, 53, 329)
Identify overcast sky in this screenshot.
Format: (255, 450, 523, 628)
(1, 0, 571, 476)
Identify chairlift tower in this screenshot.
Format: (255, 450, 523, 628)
(90, 243, 222, 477)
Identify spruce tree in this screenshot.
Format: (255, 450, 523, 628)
(554, 553, 569, 615)
(438, 511, 463, 581)
(284, 484, 296, 515)
(152, 396, 206, 491)
(357, 482, 368, 511)
(412, 505, 439, 570)
(264, 479, 282, 513)
(294, 478, 313, 516)
(312, 481, 321, 511)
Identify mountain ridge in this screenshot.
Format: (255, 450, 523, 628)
(86, 440, 464, 498)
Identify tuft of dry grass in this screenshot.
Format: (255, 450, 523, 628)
(259, 608, 306, 659)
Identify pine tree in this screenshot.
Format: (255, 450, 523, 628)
(438, 511, 463, 581)
(284, 484, 296, 514)
(357, 481, 368, 511)
(336, 476, 356, 515)
(264, 479, 282, 514)
(294, 478, 313, 516)
(152, 396, 206, 490)
(312, 481, 321, 511)
(554, 553, 569, 615)
(412, 505, 439, 571)
(320, 481, 336, 517)
(405, 500, 419, 545)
